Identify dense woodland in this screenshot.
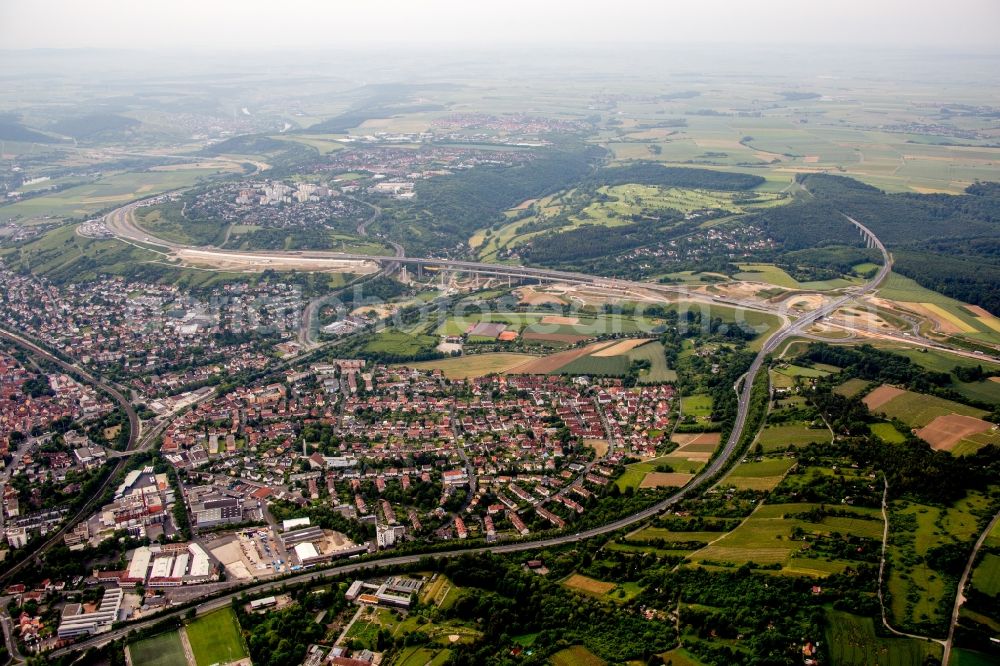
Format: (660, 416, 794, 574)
(752, 174, 1000, 312)
(376, 144, 602, 256)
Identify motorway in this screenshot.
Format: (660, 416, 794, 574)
(26, 200, 997, 659)
(102, 199, 797, 322)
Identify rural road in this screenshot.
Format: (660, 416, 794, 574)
(942, 508, 1000, 665)
(28, 198, 994, 660)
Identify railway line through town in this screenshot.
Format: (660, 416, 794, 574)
(14, 199, 1000, 660)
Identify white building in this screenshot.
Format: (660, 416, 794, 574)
(58, 588, 124, 638)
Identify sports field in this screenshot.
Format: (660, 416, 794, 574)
(186, 607, 248, 666)
(127, 631, 188, 666)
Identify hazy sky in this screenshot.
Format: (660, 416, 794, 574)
(2, 0, 998, 52)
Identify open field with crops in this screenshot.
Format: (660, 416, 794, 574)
(401, 353, 538, 378)
(824, 609, 942, 666)
(690, 502, 884, 576)
(0, 169, 229, 224)
(864, 387, 988, 428)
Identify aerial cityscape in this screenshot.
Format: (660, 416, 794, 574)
(1, 1, 1000, 665)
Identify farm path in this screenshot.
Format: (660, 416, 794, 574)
(941, 507, 1000, 666)
(876, 476, 947, 647)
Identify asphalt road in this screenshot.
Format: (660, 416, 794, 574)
(32, 199, 996, 660)
(0, 327, 142, 585)
(0, 326, 221, 586)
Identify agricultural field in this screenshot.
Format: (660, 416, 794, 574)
(870, 422, 908, 444)
(756, 423, 831, 452)
(420, 574, 464, 610)
(879, 273, 1000, 345)
(268, 133, 347, 154)
(395, 647, 452, 666)
(550, 645, 607, 666)
(874, 345, 1000, 405)
(824, 609, 942, 666)
(949, 649, 1000, 666)
(400, 353, 539, 378)
(834, 377, 871, 398)
(475, 181, 785, 262)
(362, 329, 439, 358)
(717, 456, 796, 491)
(562, 573, 616, 596)
(615, 455, 704, 492)
(627, 340, 677, 383)
(970, 553, 1000, 597)
(657, 648, 707, 666)
(864, 387, 988, 428)
(126, 631, 188, 666)
(690, 502, 884, 576)
(886, 492, 995, 633)
(680, 394, 713, 419)
(0, 169, 233, 225)
(549, 339, 671, 380)
(735, 263, 857, 291)
(185, 607, 248, 666)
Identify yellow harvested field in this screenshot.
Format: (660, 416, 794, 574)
(591, 338, 654, 357)
(966, 305, 1000, 333)
(975, 317, 1000, 333)
(672, 432, 722, 446)
(903, 302, 976, 334)
(563, 574, 615, 596)
(863, 385, 906, 410)
(676, 451, 712, 462)
(640, 472, 695, 488)
(401, 353, 539, 379)
(540, 315, 580, 325)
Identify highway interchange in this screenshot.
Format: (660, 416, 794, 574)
(12, 198, 1000, 659)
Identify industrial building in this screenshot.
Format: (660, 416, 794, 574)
(57, 588, 124, 638)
